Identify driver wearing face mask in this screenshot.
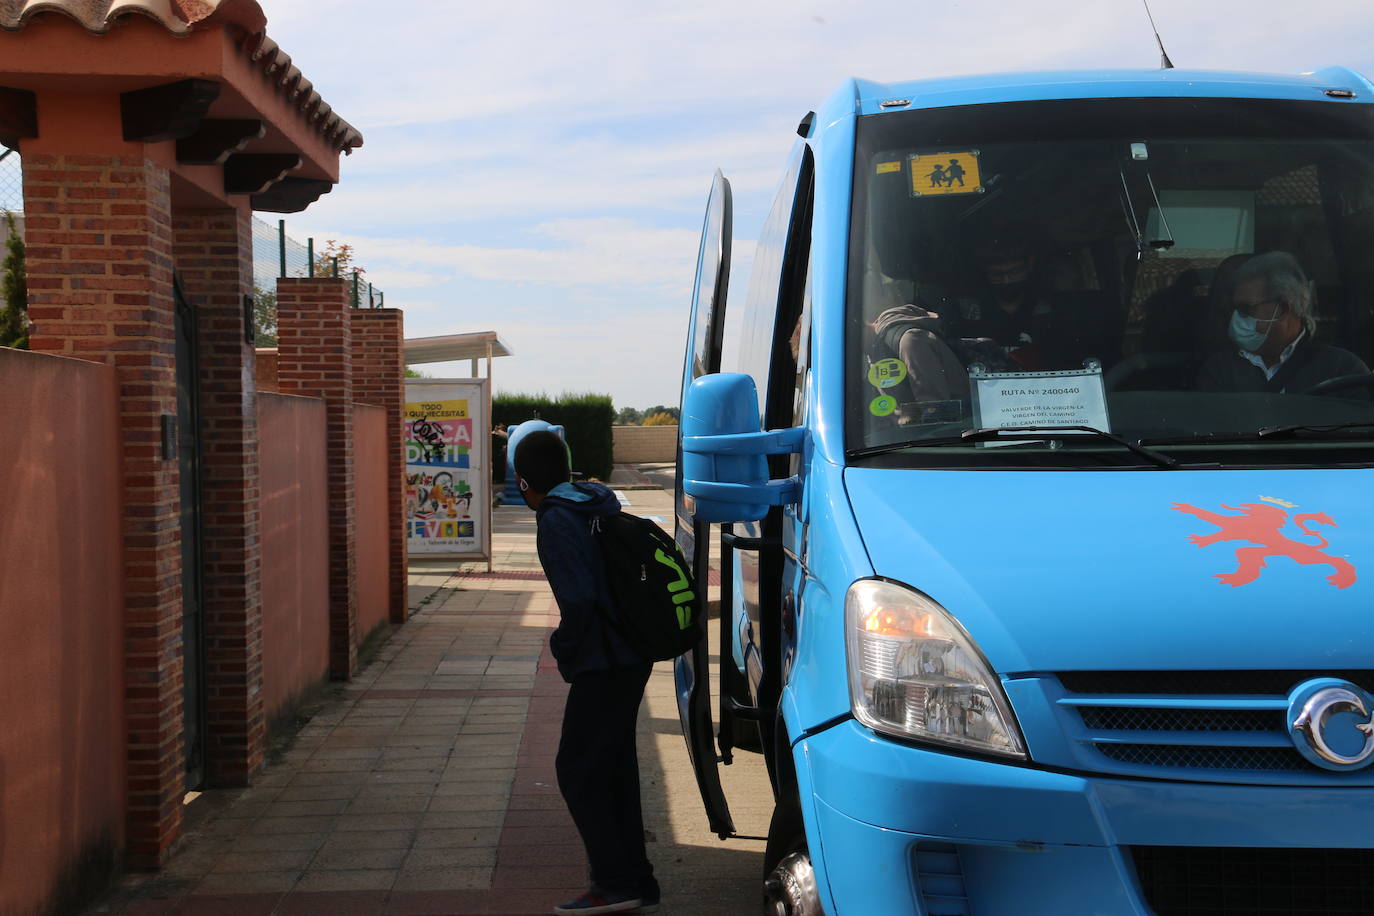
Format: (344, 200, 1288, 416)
(951, 234, 1053, 369)
(1197, 251, 1368, 393)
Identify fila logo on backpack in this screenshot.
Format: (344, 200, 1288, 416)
(591, 512, 703, 662)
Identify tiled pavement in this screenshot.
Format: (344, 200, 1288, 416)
(88, 484, 773, 916)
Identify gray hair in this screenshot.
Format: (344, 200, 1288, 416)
(1231, 251, 1316, 333)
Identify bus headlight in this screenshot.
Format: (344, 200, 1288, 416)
(845, 579, 1025, 758)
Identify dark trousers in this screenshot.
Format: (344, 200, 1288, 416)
(556, 662, 657, 896)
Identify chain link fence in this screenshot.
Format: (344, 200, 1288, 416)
(0, 146, 21, 215)
(250, 216, 384, 309)
(251, 217, 309, 290)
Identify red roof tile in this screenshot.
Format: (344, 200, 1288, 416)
(0, 0, 362, 152)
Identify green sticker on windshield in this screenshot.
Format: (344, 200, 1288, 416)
(869, 395, 897, 417)
(867, 358, 907, 389)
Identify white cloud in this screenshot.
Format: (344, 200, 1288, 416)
(301, 218, 719, 296)
(414, 310, 690, 409)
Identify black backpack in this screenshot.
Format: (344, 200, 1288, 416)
(591, 511, 703, 662)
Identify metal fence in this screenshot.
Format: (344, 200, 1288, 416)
(0, 146, 21, 214)
(250, 217, 310, 290)
(250, 216, 385, 308)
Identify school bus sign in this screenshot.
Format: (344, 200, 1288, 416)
(909, 150, 982, 196)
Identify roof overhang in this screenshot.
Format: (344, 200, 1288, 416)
(0, 1, 361, 212)
(405, 332, 513, 365)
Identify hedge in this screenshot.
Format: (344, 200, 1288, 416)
(494, 392, 615, 481)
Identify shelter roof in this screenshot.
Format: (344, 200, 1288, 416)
(0, 0, 361, 153)
(405, 332, 513, 365)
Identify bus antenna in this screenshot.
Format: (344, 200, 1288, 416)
(1141, 0, 1175, 70)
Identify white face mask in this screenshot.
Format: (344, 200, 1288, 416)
(1228, 309, 1275, 353)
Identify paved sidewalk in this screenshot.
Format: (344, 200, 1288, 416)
(88, 485, 771, 916)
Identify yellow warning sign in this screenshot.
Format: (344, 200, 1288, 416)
(909, 151, 981, 197)
(875, 161, 902, 175)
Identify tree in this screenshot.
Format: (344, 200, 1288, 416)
(615, 406, 643, 425)
(0, 212, 27, 349)
(252, 284, 277, 346)
(312, 239, 354, 277)
(313, 239, 371, 307)
(404, 366, 428, 378)
(641, 405, 680, 423)
(643, 411, 678, 426)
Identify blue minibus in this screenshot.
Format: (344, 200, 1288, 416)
(674, 67, 1374, 915)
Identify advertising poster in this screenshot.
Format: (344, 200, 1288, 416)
(404, 380, 489, 559)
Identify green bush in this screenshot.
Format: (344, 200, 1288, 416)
(0, 212, 26, 350)
(494, 391, 615, 481)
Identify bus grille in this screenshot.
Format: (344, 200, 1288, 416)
(1043, 670, 1374, 784)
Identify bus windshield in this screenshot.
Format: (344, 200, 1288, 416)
(846, 97, 1374, 466)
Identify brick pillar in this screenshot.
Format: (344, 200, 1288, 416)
(23, 154, 185, 866)
(349, 309, 408, 624)
(173, 208, 265, 786)
(277, 278, 357, 678)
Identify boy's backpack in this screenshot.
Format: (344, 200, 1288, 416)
(591, 511, 703, 662)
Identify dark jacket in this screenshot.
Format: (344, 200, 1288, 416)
(1198, 336, 1369, 394)
(535, 481, 644, 681)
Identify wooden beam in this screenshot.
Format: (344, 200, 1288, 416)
(223, 153, 301, 195)
(251, 177, 334, 213)
(0, 86, 37, 149)
(176, 119, 265, 165)
(121, 79, 221, 143)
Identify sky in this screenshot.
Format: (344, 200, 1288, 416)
(261, 0, 1374, 412)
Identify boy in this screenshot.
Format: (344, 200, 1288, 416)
(513, 430, 659, 915)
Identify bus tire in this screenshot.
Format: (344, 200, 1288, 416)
(762, 801, 820, 915)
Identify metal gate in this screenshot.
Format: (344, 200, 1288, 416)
(174, 277, 207, 789)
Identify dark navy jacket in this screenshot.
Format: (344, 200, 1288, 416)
(534, 481, 644, 681)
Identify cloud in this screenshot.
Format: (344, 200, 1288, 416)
(415, 310, 692, 409)
(292, 124, 787, 235)
(317, 218, 708, 295)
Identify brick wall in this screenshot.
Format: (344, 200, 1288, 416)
(22, 153, 185, 866)
(612, 424, 678, 463)
(349, 309, 407, 623)
(173, 208, 265, 787)
(276, 278, 358, 679)
(255, 348, 280, 393)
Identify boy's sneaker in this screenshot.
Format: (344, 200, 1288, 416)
(552, 889, 643, 915)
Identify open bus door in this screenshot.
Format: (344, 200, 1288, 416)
(674, 170, 736, 838)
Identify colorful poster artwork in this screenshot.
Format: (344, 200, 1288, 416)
(405, 396, 479, 553)
(405, 399, 472, 468)
(405, 467, 477, 552)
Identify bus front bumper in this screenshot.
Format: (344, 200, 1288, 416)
(799, 719, 1374, 915)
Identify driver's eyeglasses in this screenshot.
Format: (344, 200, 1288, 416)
(1232, 298, 1283, 321)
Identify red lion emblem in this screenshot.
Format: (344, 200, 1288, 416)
(1172, 502, 1357, 589)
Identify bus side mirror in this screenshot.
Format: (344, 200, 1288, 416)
(681, 372, 803, 523)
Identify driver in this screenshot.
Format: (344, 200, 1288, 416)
(1197, 251, 1367, 393)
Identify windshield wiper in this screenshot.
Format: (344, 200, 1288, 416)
(850, 425, 1179, 468)
(1256, 422, 1374, 440)
(1146, 423, 1374, 445)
